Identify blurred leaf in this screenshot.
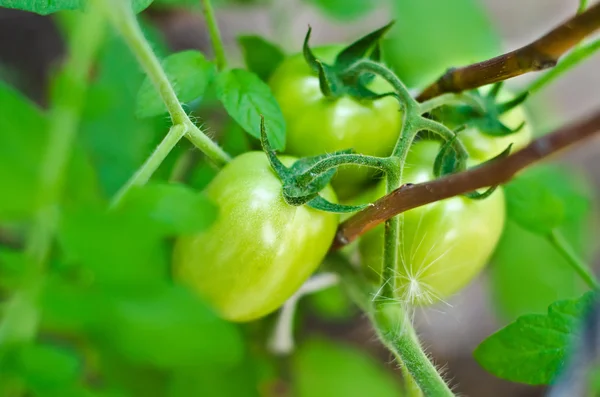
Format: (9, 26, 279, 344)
(215, 69, 286, 150)
(237, 35, 285, 82)
(58, 207, 168, 287)
(15, 343, 81, 391)
(221, 120, 252, 157)
(490, 219, 589, 320)
(305, 284, 355, 321)
(504, 164, 591, 235)
(136, 50, 217, 118)
(383, 0, 501, 88)
(303, 0, 374, 20)
(115, 183, 218, 235)
(0, 80, 47, 220)
(0, 0, 154, 14)
(104, 286, 244, 369)
(474, 292, 594, 385)
(0, 248, 28, 290)
(292, 338, 403, 397)
(168, 359, 260, 397)
(188, 162, 219, 191)
(81, 32, 167, 197)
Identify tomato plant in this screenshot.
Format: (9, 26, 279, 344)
(1, 1, 599, 397)
(269, 46, 402, 199)
(173, 151, 339, 322)
(358, 140, 506, 305)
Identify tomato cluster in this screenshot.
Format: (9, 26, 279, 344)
(173, 38, 533, 321)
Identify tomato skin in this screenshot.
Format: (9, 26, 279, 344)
(459, 89, 533, 162)
(358, 140, 505, 305)
(173, 152, 339, 322)
(269, 46, 403, 199)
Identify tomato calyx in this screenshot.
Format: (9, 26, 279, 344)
(259, 117, 370, 213)
(302, 21, 396, 101)
(431, 82, 529, 137)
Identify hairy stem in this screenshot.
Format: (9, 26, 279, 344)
(103, 0, 230, 167)
(548, 229, 599, 290)
(331, 109, 600, 250)
(296, 154, 392, 186)
(0, 0, 105, 363)
(111, 124, 188, 207)
(521, 38, 600, 96)
(328, 255, 454, 396)
(416, 117, 469, 161)
(417, 3, 600, 101)
(201, 0, 227, 70)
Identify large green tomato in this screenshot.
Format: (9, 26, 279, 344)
(459, 88, 533, 162)
(173, 152, 339, 322)
(358, 140, 505, 305)
(269, 46, 403, 199)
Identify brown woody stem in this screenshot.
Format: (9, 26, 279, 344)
(416, 2, 600, 101)
(331, 109, 600, 251)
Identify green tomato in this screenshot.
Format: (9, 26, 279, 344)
(459, 88, 533, 162)
(358, 140, 505, 305)
(173, 151, 339, 322)
(269, 46, 403, 199)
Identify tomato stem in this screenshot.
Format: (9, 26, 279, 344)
(416, 117, 469, 163)
(295, 154, 392, 186)
(548, 229, 600, 290)
(200, 0, 227, 71)
(102, 0, 231, 168)
(110, 124, 188, 208)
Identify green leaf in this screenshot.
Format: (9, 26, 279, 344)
(216, 68, 286, 150)
(115, 183, 218, 235)
(237, 35, 285, 82)
(15, 343, 81, 390)
(490, 219, 590, 321)
(303, 0, 374, 21)
(383, 0, 501, 88)
(136, 50, 217, 118)
(305, 284, 355, 321)
(292, 338, 403, 397)
(474, 292, 595, 385)
(104, 286, 244, 369)
(0, 0, 154, 14)
(504, 164, 591, 235)
(0, 80, 47, 221)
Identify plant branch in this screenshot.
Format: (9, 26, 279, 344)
(327, 254, 454, 396)
(111, 124, 188, 207)
(103, 0, 230, 167)
(200, 0, 227, 70)
(548, 229, 599, 290)
(417, 2, 600, 101)
(331, 109, 600, 250)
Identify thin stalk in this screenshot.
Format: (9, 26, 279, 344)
(0, 0, 105, 374)
(102, 0, 230, 167)
(200, 0, 227, 70)
(579, 0, 588, 14)
(111, 124, 188, 208)
(521, 38, 600, 96)
(327, 255, 454, 396)
(296, 154, 392, 186)
(548, 229, 599, 290)
(416, 117, 469, 161)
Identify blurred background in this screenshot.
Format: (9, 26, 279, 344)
(0, 0, 599, 396)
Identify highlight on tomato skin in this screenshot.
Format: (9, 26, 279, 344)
(358, 140, 506, 306)
(172, 151, 339, 322)
(268, 45, 403, 200)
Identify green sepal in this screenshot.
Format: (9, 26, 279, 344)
(464, 143, 513, 200)
(289, 149, 355, 174)
(334, 21, 395, 70)
(259, 115, 290, 179)
(308, 195, 369, 213)
(433, 127, 467, 178)
(302, 22, 394, 101)
(431, 84, 529, 138)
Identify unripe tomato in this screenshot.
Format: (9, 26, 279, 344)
(358, 140, 505, 305)
(173, 152, 339, 322)
(459, 88, 533, 162)
(269, 46, 403, 199)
